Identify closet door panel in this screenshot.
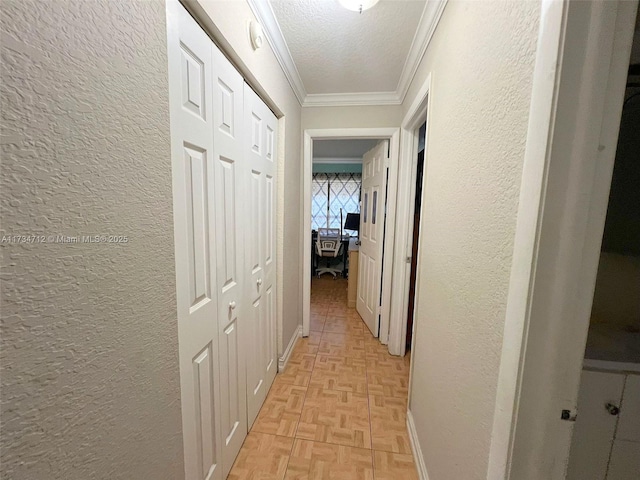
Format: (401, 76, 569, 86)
(167, 2, 222, 479)
(244, 83, 278, 427)
(170, 4, 280, 475)
(212, 45, 247, 478)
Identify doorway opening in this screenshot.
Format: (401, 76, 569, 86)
(310, 138, 376, 285)
(565, 16, 640, 477)
(310, 137, 389, 338)
(302, 128, 401, 347)
(385, 76, 431, 358)
(309, 138, 379, 334)
(487, 1, 639, 476)
(405, 121, 427, 352)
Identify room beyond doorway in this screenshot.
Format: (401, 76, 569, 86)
(311, 137, 388, 338)
(302, 128, 401, 350)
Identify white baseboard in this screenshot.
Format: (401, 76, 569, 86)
(407, 409, 430, 480)
(278, 325, 302, 371)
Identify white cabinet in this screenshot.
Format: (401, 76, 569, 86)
(566, 371, 625, 480)
(617, 375, 640, 442)
(607, 440, 640, 480)
(567, 370, 640, 480)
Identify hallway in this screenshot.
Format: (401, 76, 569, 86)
(228, 276, 417, 479)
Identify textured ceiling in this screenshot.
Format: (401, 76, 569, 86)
(270, 0, 426, 95)
(313, 139, 379, 161)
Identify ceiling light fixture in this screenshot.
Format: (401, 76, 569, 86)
(339, 0, 380, 14)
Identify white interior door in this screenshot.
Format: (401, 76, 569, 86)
(244, 83, 278, 427)
(357, 140, 389, 336)
(167, 3, 222, 479)
(211, 46, 247, 477)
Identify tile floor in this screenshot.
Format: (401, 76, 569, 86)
(228, 276, 417, 480)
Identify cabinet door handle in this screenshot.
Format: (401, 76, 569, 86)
(605, 403, 620, 416)
(229, 301, 237, 310)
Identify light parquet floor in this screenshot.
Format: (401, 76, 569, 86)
(229, 276, 417, 480)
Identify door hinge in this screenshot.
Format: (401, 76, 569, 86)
(560, 409, 577, 422)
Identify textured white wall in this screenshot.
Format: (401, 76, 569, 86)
(302, 105, 404, 130)
(190, 0, 303, 355)
(403, 1, 540, 479)
(0, 1, 184, 479)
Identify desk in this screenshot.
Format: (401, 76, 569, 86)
(347, 239, 359, 308)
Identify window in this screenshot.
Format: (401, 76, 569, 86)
(311, 173, 361, 230)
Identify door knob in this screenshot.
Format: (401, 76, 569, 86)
(229, 301, 237, 310)
(257, 278, 262, 286)
(605, 403, 620, 416)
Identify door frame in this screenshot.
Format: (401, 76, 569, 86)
(387, 74, 432, 357)
(486, 0, 638, 478)
(302, 128, 400, 341)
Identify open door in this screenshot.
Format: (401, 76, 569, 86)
(357, 140, 389, 336)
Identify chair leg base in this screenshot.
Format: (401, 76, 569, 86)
(316, 268, 340, 279)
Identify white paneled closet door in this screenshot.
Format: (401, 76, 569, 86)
(211, 47, 247, 477)
(244, 83, 278, 427)
(168, 1, 279, 477)
(167, 2, 222, 480)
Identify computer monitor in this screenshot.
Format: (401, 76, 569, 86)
(344, 213, 360, 233)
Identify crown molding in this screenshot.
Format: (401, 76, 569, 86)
(249, 0, 448, 108)
(312, 157, 363, 164)
(246, 0, 307, 105)
(304, 91, 402, 107)
(396, 0, 448, 104)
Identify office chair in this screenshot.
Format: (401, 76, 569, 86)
(315, 228, 344, 278)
